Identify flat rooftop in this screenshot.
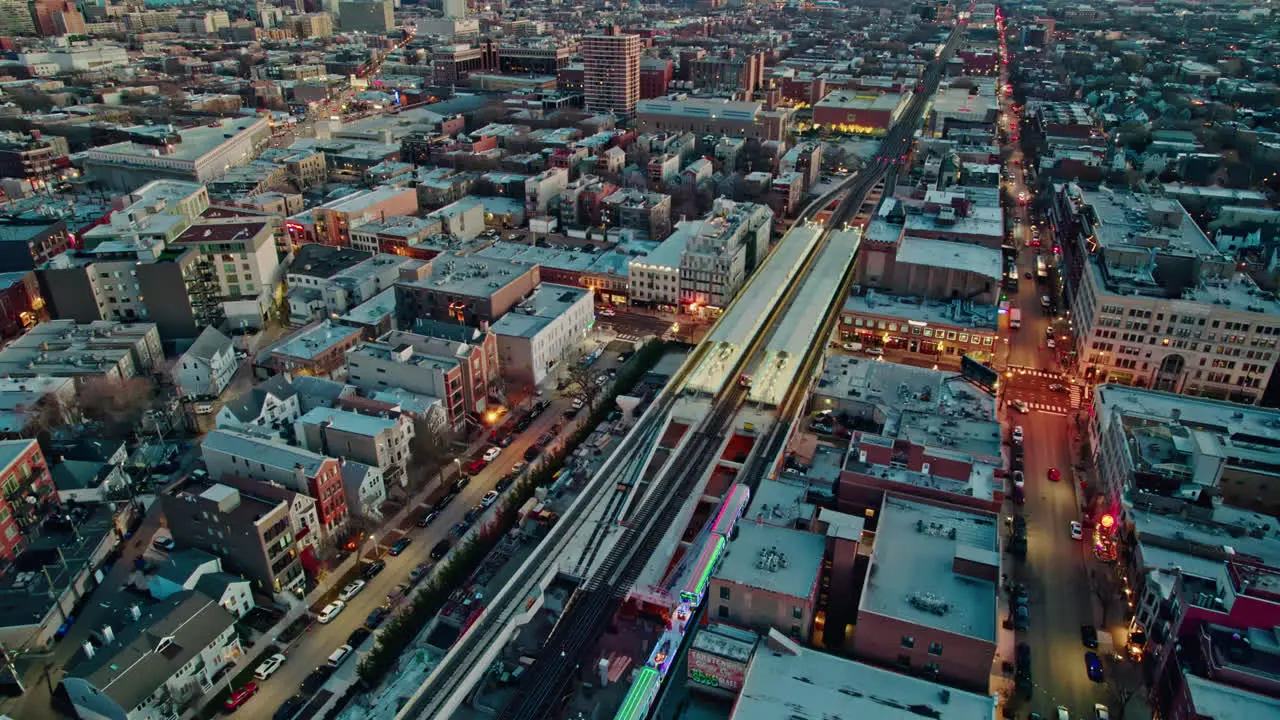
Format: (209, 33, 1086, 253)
(340, 287, 396, 326)
(636, 96, 763, 121)
(715, 522, 824, 599)
(397, 252, 532, 299)
(490, 283, 589, 339)
(897, 236, 1002, 281)
(860, 494, 999, 642)
(270, 320, 361, 361)
(816, 89, 904, 111)
(202, 428, 328, 478)
(1071, 186, 1215, 256)
(89, 116, 263, 162)
(1183, 673, 1280, 719)
(844, 291, 999, 332)
(733, 634, 998, 720)
(298, 406, 399, 437)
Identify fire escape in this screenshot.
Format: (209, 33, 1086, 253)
(7, 460, 55, 540)
(188, 258, 226, 329)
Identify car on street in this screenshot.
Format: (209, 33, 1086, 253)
(451, 520, 472, 536)
(572, 397, 585, 410)
(1085, 651, 1104, 682)
(338, 580, 366, 601)
(481, 490, 499, 508)
(389, 537, 412, 556)
(1012, 426, 1024, 443)
(453, 475, 470, 491)
(495, 473, 515, 492)
(1012, 399, 1028, 413)
(1014, 605, 1029, 630)
(1046, 338, 1056, 349)
(408, 562, 432, 584)
(430, 539, 452, 560)
(254, 653, 287, 681)
(1080, 624, 1099, 648)
(524, 444, 543, 461)
(1024, 271, 1033, 279)
(1070, 521, 1083, 540)
(1048, 383, 1067, 393)
(365, 606, 390, 629)
(361, 560, 386, 579)
(482, 446, 501, 462)
(347, 627, 371, 648)
(224, 682, 258, 711)
(864, 347, 884, 356)
(1012, 470, 1024, 489)
(497, 434, 514, 447)
(417, 510, 439, 528)
(509, 461, 526, 475)
(327, 644, 353, 667)
(466, 457, 488, 474)
(1048, 467, 1061, 482)
(317, 600, 345, 624)
(1012, 486, 1025, 505)
(842, 342, 861, 351)
(1057, 707, 1070, 720)
(1094, 703, 1110, 720)
(152, 536, 175, 551)
(600, 307, 616, 317)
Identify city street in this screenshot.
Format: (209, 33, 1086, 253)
(237, 353, 614, 717)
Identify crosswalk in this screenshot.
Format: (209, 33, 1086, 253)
(1068, 384, 1082, 410)
(1024, 401, 1071, 415)
(1007, 366, 1063, 380)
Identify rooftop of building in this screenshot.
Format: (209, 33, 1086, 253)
(636, 95, 763, 121)
(748, 478, 816, 529)
(202, 427, 330, 478)
(1128, 494, 1280, 570)
(348, 335, 459, 373)
(289, 244, 372, 280)
(901, 187, 1004, 240)
(490, 283, 590, 339)
(396, 251, 533, 299)
(714, 522, 824, 598)
(1182, 667, 1280, 718)
(88, 116, 263, 163)
(896, 236, 1002, 281)
(0, 320, 155, 377)
(732, 631, 997, 720)
(172, 219, 269, 246)
(340, 287, 396, 327)
(1071, 185, 1217, 257)
(815, 89, 905, 111)
(297, 406, 400, 437)
(319, 186, 414, 215)
(354, 215, 440, 239)
(844, 291, 999, 332)
(269, 320, 361, 362)
(861, 494, 999, 642)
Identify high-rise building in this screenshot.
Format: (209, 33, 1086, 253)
(582, 30, 641, 119)
(443, 0, 466, 18)
(340, 0, 392, 32)
(0, 0, 35, 35)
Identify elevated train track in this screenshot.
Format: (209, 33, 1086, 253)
(396, 24, 966, 720)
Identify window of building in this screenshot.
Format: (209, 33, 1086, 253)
(719, 586, 730, 600)
(717, 606, 728, 619)
(792, 605, 803, 619)
(928, 642, 943, 656)
(901, 635, 915, 649)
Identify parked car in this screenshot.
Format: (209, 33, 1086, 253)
(416, 510, 439, 528)
(407, 562, 431, 585)
(365, 606, 390, 629)
(453, 476, 470, 491)
(495, 474, 515, 492)
(338, 580, 366, 602)
(1049, 383, 1067, 393)
(431, 539, 452, 560)
(361, 560, 386, 579)
(1094, 703, 1110, 720)
(1012, 399, 1029, 413)
(389, 537, 412, 556)
(1014, 605, 1030, 630)
(317, 601, 345, 624)
(482, 446, 501, 462)
(152, 536, 175, 551)
(224, 682, 258, 711)
(1080, 624, 1099, 649)
(1084, 651, 1104, 682)
(300, 666, 333, 694)
(1013, 470, 1025, 489)
(327, 644, 353, 667)
(481, 490, 499, 508)
(524, 445, 543, 461)
(1070, 521, 1083, 540)
(1012, 426, 1024, 443)
(274, 694, 308, 720)
(1048, 467, 1061, 482)
(466, 457, 488, 474)
(347, 627, 371, 648)
(254, 653, 287, 681)
(1057, 707, 1070, 720)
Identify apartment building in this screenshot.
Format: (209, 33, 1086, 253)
(689, 51, 766, 96)
(346, 327, 498, 429)
(0, 439, 55, 561)
(288, 250, 424, 325)
(169, 215, 281, 328)
(679, 199, 773, 309)
(582, 31, 641, 118)
(264, 320, 363, 379)
(174, 327, 236, 400)
(709, 523, 825, 643)
(601, 189, 672, 242)
(393, 252, 540, 327)
(1090, 383, 1280, 521)
(201, 428, 348, 543)
(0, 320, 161, 384)
(295, 407, 413, 488)
(60, 590, 240, 720)
(158, 477, 305, 595)
(854, 494, 1000, 693)
(491, 283, 594, 386)
(1051, 185, 1280, 404)
(499, 40, 575, 75)
(85, 117, 271, 190)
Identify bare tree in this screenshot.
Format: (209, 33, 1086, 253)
(78, 377, 158, 441)
(565, 364, 603, 409)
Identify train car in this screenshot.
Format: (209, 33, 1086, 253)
(613, 667, 660, 720)
(709, 484, 751, 539)
(678, 535, 726, 605)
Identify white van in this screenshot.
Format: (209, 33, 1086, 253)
(1040, 295, 1051, 309)
(327, 644, 353, 667)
